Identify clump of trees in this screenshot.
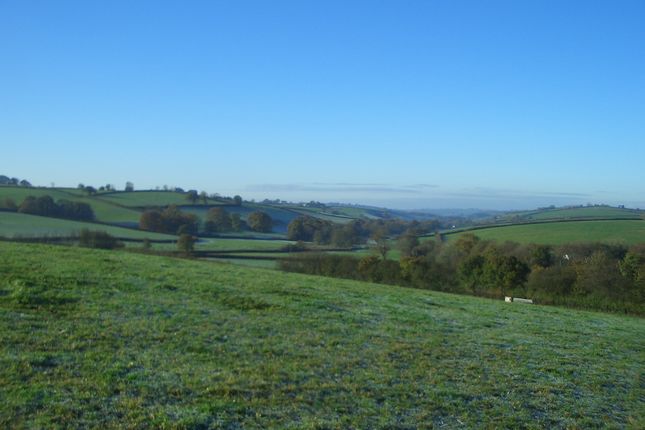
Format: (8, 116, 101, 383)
(139, 205, 198, 235)
(280, 234, 645, 315)
(205, 207, 231, 232)
(13, 195, 95, 221)
(247, 211, 273, 232)
(286, 216, 441, 248)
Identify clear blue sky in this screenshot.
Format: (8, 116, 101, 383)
(2, 0, 644, 209)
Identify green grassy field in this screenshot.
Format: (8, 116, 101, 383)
(197, 238, 293, 251)
(0, 212, 174, 240)
(0, 242, 642, 428)
(448, 220, 645, 245)
(503, 206, 643, 222)
(0, 187, 143, 225)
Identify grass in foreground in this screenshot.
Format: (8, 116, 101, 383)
(0, 242, 643, 428)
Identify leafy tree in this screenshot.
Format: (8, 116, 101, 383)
(481, 249, 530, 297)
(204, 207, 232, 233)
(231, 213, 243, 231)
(19, 179, 31, 187)
(529, 244, 554, 268)
(125, 181, 134, 192)
(397, 231, 419, 257)
(247, 211, 272, 232)
(161, 205, 198, 234)
(371, 230, 390, 260)
(200, 191, 208, 205)
(287, 216, 332, 242)
(139, 210, 164, 232)
(233, 195, 242, 206)
(84, 186, 97, 196)
(458, 254, 486, 294)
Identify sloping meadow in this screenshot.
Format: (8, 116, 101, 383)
(0, 242, 642, 428)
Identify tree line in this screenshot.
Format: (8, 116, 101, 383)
(280, 234, 644, 315)
(2, 195, 94, 221)
(139, 206, 273, 235)
(286, 215, 441, 248)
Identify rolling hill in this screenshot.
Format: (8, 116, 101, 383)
(0, 212, 175, 241)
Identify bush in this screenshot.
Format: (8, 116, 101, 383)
(177, 234, 196, 254)
(79, 229, 122, 249)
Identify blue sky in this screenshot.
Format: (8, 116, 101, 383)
(1, 0, 644, 209)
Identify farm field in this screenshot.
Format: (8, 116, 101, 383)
(448, 219, 645, 245)
(197, 238, 293, 251)
(0, 242, 642, 428)
(503, 206, 643, 222)
(0, 212, 175, 241)
(0, 187, 143, 225)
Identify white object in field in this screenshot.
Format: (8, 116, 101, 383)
(513, 297, 533, 304)
(505, 296, 512, 302)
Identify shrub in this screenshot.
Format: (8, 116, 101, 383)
(79, 229, 122, 249)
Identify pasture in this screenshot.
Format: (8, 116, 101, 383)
(0, 242, 642, 428)
(448, 219, 645, 245)
(0, 212, 174, 241)
(504, 206, 643, 222)
(0, 187, 142, 225)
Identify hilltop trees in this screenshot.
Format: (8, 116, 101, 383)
(0, 175, 30, 186)
(83, 186, 97, 196)
(125, 181, 134, 192)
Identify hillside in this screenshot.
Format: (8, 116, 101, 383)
(0, 243, 642, 428)
(499, 206, 643, 223)
(447, 219, 645, 245)
(0, 212, 175, 240)
(0, 186, 395, 236)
